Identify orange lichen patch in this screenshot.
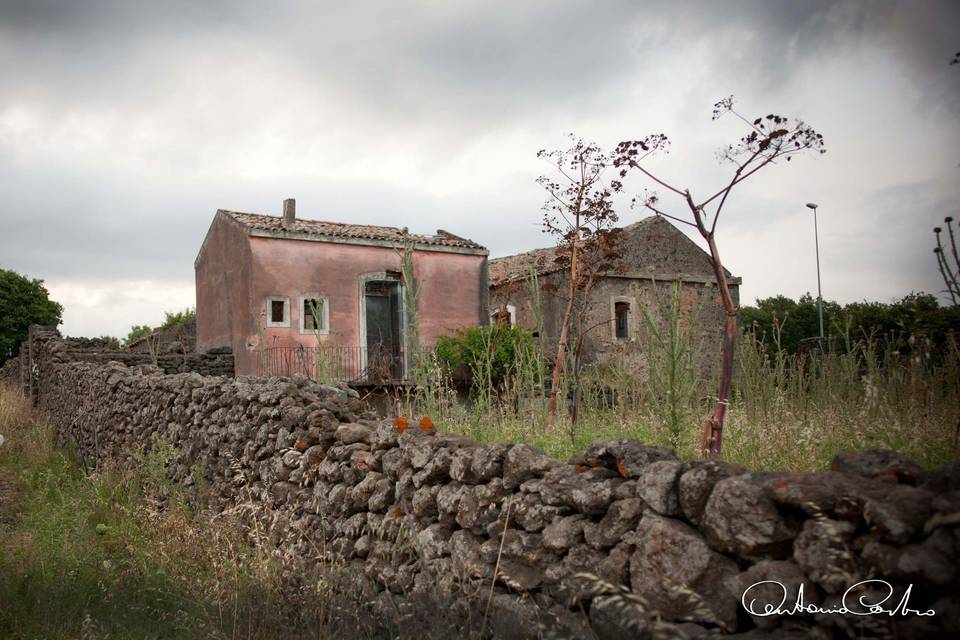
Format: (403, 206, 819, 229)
(394, 416, 410, 433)
(295, 439, 307, 451)
(575, 464, 587, 474)
(355, 459, 369, 470)
(616, 458, 630, 479)
(588, 457, 601, 467)
(776, 481, 788, 490)
(418, 416, 434, 432)
(390, 507, 403, 518)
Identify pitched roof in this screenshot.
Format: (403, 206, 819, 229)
(488, 216, 736, 287)
(488, 245, 564, 287)
(221, 210, 486, 251)
(489, 218, 659, 287)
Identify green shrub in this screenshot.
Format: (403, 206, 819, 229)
(160, 307, 196, 330)
(122, 324, 153, 347)
(434, 325, 535, 389)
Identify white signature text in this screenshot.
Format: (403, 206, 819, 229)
(741, 580, 936, 618)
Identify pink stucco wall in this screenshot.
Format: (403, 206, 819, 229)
(197, 214, 487, 377)
(195, 213, 253, 359)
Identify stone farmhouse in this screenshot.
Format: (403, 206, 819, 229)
(488, 216, 741, 373)
(194, 199, 489, 381)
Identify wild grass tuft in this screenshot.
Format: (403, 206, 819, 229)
(407, 318, 958, 470)
(0, 385, 465, 639)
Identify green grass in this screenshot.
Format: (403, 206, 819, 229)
(405, 328, 959, 471)
(0, 388, 399, 640)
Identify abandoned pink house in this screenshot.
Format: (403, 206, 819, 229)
(194, 200, 489, 381)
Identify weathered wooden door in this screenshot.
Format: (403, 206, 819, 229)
(364, 280, 403, 380)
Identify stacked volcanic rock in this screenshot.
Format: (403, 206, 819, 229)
(25, 329, 960, 639)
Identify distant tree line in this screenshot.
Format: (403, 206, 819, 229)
(122, 307, 195, 347)
(740, 292, 959, 355)
(0, 269, 63, 363)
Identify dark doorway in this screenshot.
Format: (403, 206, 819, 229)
(491, 306, 511, 327)
(364, 279, 404, 381)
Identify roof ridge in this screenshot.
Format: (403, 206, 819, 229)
(220, 209, 487, 251)
(488, 215, 684, 286)
(224, 210, 404, 232)
(490, 216, 658, 262)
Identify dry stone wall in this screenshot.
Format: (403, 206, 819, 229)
(4, 326, 959, 639)
(0, 326, 233, 404)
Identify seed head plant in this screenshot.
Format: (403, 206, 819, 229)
(613, 96, 826, 456)
(933, 215, 959, 305)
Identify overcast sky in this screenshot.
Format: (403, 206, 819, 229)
(1, 0, 958, 338)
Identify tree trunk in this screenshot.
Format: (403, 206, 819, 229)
(546, 239, 578, 433)
(568, 272, 597, 429)
(701, 232, 738, 457)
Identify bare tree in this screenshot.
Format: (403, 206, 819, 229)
(934, 216, 959, 305)
(613, 97, 825, 456)
(563, 216, 624, 433)
(538, 135, 622, 433)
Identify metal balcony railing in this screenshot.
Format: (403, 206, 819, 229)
(256, 344, 408, 384)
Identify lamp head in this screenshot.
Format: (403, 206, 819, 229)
(806, 203, 818, 210)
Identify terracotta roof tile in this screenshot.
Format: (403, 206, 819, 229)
(222, 210, 486, 251)
(489, 218, 660, 287)
(488, 246, 565, 287)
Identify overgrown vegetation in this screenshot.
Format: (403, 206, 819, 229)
(406, 287, 958, 471)
(434, 325, 537, 391)
(637, 280, 709, 449)
(725, 325, 959, 470)
(0, 386, 469, 640)
(398, 233, 421, 367)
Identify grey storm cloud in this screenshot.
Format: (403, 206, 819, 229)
(3, 0, 955, 113)
(0, 0, 958, 337)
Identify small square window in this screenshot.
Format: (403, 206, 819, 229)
(271, 300, 285, 323)
(303, 298, 324, 331)
(265, 296, 290, 328)
(300, 294, 330, 334)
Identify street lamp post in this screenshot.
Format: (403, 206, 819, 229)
(806, 202, 824, 340)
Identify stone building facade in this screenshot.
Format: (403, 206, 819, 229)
(488, 216, 741, 375)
